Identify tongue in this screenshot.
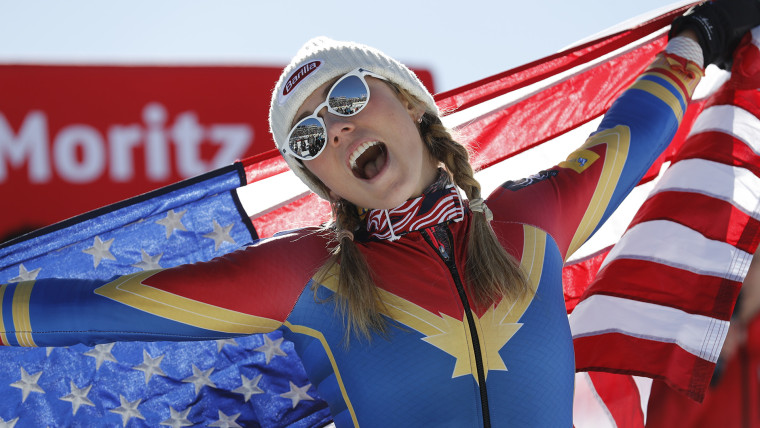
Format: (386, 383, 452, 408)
(363, 149, 387, 180)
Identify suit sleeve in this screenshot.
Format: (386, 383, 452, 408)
(488, 53, 704, 260)
(0, 229, 328, 347)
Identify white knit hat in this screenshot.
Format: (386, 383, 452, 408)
(269, 36, 438, 200)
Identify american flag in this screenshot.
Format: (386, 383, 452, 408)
(1, 3, 759, 427)
(569, 26, 760, 427)
(0, 166, 332, 427)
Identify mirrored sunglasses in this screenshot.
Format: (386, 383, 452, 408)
(282, 68, 387, 161)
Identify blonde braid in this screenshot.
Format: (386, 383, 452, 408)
(331, 200, 388, 341)
(422, 113, 530, 305)
(299, 169, 388, 343)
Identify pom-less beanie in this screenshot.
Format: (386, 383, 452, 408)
(269, 36, 438, 199)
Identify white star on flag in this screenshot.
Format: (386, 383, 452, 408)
(109, 395, 145, 425)
(203, 219, 235, 250)
(232, 374, 264, 402)
(208, 410, 242, 428)
(9, 367, 44, 402)
(279, 381, 314, 409)
(155, 209, 188, 238)
(254, 335, 287, 364)
(0, 416, 19, 428)
(59, 381, 95, 415)
(132, 350, 167, 384)
(132, 249, 163, 271)
(82, 236, 116, 268)
(83, 342, 117, 370)
(215, 338, 238, 352)
(182, 365, 216, 396)
(10, 264, 41, 282)
(160, 406, 194, 428)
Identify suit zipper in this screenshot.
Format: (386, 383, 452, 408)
(423, 227, 491, 428)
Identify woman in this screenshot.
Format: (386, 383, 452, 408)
(3, 1, 759, 426)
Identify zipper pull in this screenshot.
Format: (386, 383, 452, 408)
(425, 228, 450, 261)
(437, 243, 449, 260)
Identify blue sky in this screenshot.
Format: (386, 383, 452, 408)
(1, 0, 687, 92)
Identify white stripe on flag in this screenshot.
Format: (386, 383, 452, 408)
(648, 159, 760, 219)
(572, 372, 617, 428)
(236, 170, 310, 219)
(570, 294, 729, 363)
(633, 376, 652, 423)
(689, 105, 760, 153)
(600, 219, 754, 281)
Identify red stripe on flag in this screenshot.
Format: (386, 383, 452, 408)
(458, 38, 667, 172)
(631, 192, 760, 252)
(725, 31, 760, 92)
(704, 84, 760, 118)
(674, 132, 760, 177)
(250, 193, 331, 239)
(574, 332, 715, 402)
(564, 250, 610, 313)
(588, 372, 646, 428)
(241, 150, 290, 184)
(588, 258, 740, 320)
(434, 4, 694, 113)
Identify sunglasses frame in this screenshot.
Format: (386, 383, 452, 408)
(282, 67, 387, 161)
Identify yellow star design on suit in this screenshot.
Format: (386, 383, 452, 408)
(318, 225, 546, 383)
(400, 226, 546, 382)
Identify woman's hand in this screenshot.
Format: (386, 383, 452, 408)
(669, 0, 760, 69)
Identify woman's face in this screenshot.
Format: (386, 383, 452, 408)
(296, 77, 439, 209)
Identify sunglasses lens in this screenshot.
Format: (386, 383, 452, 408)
(288, 117, 326, 160)
(328, 75, 369, 116)
(285, 72, 374, 160)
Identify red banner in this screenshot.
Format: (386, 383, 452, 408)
(0, 64, 434, 239)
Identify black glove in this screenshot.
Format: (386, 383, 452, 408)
(669, 0, 760, 69)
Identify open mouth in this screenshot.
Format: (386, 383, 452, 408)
(350, 141, 387, 180)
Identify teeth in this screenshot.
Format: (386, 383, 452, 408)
(349, 141, 380, 169)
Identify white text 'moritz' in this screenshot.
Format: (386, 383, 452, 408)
(0, 102, 253, 184)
